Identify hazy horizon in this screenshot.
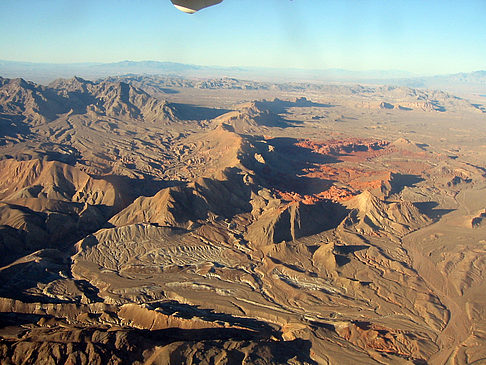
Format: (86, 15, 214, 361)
(1, 58, 484, 79)
(1, 0, 485, 75)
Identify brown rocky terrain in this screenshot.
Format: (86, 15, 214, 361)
(1, 75, 486, 364)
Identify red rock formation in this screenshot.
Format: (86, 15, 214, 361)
(296, 138, 389, 157)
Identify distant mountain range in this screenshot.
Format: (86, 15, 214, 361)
(0, 59, 485, 94)
(0, 59, 415, 82)
(399, 71, 486, 95)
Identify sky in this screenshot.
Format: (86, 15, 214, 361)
(0, 0, 485, 75)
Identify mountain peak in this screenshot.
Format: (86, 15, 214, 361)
(342, 191, 430, 236)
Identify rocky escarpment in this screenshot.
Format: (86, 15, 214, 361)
(340, 190, 430, 236)
(0, 76, 178, 126)
(0, 159, 122, 266)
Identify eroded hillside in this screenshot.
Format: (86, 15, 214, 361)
(1, 75, 486, 364)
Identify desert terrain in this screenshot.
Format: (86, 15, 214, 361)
(0, 73, 486, 364)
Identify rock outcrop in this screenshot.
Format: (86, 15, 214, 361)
(340, 190, 430, 236)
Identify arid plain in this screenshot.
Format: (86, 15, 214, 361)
(0, 74, 486, 364)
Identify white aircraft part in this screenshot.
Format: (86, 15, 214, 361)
(173, 5, 197, 13)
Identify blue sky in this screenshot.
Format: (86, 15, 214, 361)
(1, 0, 485, 75)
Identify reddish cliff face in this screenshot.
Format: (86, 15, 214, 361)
(268, 138, 396, 204)
(296, 138, 390, 157)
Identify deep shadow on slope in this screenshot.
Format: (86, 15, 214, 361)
(151, 300, 278, 337)
(0, 312, 318, 365)
(242, 136, 341, 196)
(258, 98, 335, 114)
(171, 103, 231, 120)
(414, 201, 455, 221)
(389, 173, 424, 195)
(107, 170, 254, 229)
(0, 249, 67, 301)
(0, 114, 32, 142)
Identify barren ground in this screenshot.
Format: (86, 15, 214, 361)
(0, 75, 485, 364)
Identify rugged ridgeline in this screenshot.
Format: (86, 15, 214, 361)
(340, 190, 430, 237)
(103, 72, 486, 99)
(212, 101, 290, 133)
(1, 75, 486, 364)
(105, 75, 484, 113)
(0, 76, 176, 124)
(0, 159, 120, 266)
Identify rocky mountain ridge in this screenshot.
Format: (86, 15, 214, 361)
(0, 76, 177, 125)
